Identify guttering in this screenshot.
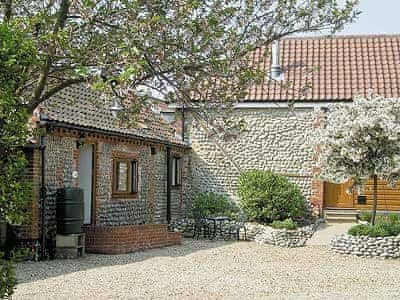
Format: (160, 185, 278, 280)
(46, 120, 191, 149)
(181, 105, 185, 142)
(39, 134, 46, 259)
(168, 99, 353, 110)
(232, 100, 352, 109)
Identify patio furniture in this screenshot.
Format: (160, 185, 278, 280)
(204, 216, 230, 239)
(224, 213, 248, 241)
(192, 212, 212, 239)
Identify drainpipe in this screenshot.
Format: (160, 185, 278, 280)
(181, 105, 185, 142)
(166, 146, 171, 223)
(39, 114, 49, 259)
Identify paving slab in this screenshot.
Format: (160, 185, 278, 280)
(307, 222, 356, 246)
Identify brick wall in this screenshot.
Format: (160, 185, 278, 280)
(83, 224, 181, 254)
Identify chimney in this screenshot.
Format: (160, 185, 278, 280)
(270, 40, 283, 81)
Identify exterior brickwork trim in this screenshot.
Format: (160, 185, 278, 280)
(83, 224, 181, 254)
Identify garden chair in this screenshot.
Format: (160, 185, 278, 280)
(224, 212, 248, 241)
(192, 211, 211, 239)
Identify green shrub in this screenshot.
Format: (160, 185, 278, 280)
(348, 222, 400, 237)
(358, 211, 400, 227)
(358, 210, 372, 222)
(358, 211, 390, 224)
(271, 218, 297, 230)
(191, 192, 237, 218)
(0, 259, 16, 299)
(238, 170, 311, 224)
(387, 213, 400, 224)
(378, 221, 400, 236)
(348, 224, 371, 236)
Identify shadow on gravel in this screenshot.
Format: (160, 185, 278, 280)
(15, 238, 238, 284)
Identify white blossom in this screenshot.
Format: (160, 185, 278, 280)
(309, 94, 400, 190)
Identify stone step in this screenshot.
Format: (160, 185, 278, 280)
(325, 216, 357, 223)
(324, 209, 358, 223)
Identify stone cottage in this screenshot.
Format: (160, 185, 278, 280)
(22, 85, 191, 256)
(164, 34, 400, 217)
(18, 34, 400, 256)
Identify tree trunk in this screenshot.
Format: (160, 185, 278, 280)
(371, 174, 378, 225)
(3, 0, 13, 22)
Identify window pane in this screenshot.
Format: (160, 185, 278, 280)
(131, 161, 138, 193)
(176, 158, 182, 185)
(117, 161, 128, 191)
(171, 157, 176, 186)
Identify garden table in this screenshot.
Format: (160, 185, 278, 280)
(204, 216, 230, 239)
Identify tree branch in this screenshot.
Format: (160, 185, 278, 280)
(27, 77, 84, 113)
(31, 0, 71, 110)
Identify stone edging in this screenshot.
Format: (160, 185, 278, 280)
(330, 234, 400, 259)
(248, 219, 323, 247)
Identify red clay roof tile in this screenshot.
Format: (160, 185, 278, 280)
(246, 34, 400, 101)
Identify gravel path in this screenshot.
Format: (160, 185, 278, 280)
(14, 239, 400, 299)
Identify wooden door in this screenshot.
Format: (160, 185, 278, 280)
(324, 181, 354, 208)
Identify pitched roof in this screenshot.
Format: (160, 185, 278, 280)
(40, 85, 187, 146)
(247, 34, 400, 101)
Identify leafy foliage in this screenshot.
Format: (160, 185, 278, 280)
(0, 22, 34, 225)
(191, 192, 237, 218)
(349, 213, 400, 237)
(348, 224, 390, 237)
(0, 0, 358, 120)
(358, 210, 373, 222)
(0, 22, 37, 298)
(271, 218, 297, 230)
(359, 211, 400, 224)
(238, 170, 311, 224)
(0, 259, 16, 299)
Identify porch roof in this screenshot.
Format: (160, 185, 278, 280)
(40, 85, 188, 147)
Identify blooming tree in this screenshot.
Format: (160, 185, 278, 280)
(1, 0, 358, 117)
(312, 94, 400, 225)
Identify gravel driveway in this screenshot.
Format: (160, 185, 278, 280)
(14, 239, 400, 299)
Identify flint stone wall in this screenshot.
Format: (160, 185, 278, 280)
(186, 108, 315, 202)
(45, 132, 190, 236)
(331, 234, 400, 259)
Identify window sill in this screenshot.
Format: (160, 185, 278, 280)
(111, 193, 139, 200)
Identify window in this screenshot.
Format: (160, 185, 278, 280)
(112, 158, 138, 197)
(171, 157, 182, 186)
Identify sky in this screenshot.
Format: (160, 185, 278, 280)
(337, 0, 400, 35)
